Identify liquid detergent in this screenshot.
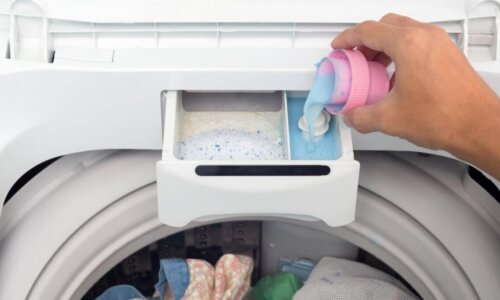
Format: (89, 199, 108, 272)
(301, 49, 390, 149)
(287, 96, 341, 160)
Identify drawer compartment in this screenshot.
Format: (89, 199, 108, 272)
(157, 91, 359, 227)
(166, 91, 289, 161)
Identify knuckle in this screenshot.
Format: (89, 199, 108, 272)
(380, 13, 397, 22)
(358, 20, 377, 31)
(399, 27, 426, 47)
(428, 24, 447, 37)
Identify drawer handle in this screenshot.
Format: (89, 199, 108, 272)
(195, 165, 330, 176)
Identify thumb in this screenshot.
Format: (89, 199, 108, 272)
(344, 103, 384, 133)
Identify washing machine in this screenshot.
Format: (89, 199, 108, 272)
(0, 0, 499, 299)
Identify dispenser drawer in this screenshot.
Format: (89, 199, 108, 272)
(157, 91, 359, 227)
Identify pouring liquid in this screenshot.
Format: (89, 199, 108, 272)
(303, 66, 336, 152)
(304, 103, 325, 152)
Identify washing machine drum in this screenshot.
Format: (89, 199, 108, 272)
(0, 150, 499, 300)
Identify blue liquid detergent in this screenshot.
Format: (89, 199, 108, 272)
(287, 96, 341, 160)
(303, 65, 337, 152)
(304, 100, 324, 153)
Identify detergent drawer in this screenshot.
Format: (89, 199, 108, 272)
(157, 91, 359, 227)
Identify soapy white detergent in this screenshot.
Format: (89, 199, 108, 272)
(178, 111, 287, 160)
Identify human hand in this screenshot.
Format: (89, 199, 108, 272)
(332, 13, 500, 178)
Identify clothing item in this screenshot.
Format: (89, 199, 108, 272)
(96, 254, 254, 300)
(252, 272, 303, 300)
(292, 257, 418, 300)
(214, 254, 254, 300)
(95, 284, 152, 300)
(183, 259, 215, 300)
(155, 258, 190, 300)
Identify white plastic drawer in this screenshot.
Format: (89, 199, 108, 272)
(157, 90, 359, 227)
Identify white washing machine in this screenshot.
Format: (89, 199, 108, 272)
(0, 0, 499, 299)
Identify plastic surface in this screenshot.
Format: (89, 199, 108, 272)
(1, 151, 499, 300)
(0, 1, 497, 223)
(0, 1, 498, 299)
(157, 91, 359, 227)
(0, 53, 498, 219)
(0, 0, 497, 63)
(278, 258, 315, 282)
(0, 0, 498, 213)
(260, 222, 358, 278)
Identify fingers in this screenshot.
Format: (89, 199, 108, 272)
(355, 47, 392, 67)
(332, 13, 425, 62)
(357, 46, 379, 61)
(343, 94, 399, 134)
(344, 105, 382, 133)
(373, 52, 392, 66)
(379, 13, 423, 27)
(331, 21, 401, 58)
(333, 14, 424, 135)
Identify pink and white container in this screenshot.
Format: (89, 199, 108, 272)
(320, 49, 390, 114)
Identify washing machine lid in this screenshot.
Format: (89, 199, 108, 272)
(0, 0, 477, 23)
(0, 0, 498, 216)
(0, 0, 498, 63)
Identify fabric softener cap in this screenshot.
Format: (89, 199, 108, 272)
(321, 49, 389, 115)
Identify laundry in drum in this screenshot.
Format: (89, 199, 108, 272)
(292, 257, 419, 300)
(94, 255, 419, 300)
(251, 272, 303, 300)
(95, 254, 254, 300)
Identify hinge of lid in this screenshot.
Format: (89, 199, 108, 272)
(0, 13, 8, 59)
(9, 0, 52, 62)
(464, 0, 500, 61)
(0, 32, 8, 58)
(469, 32, 495, 45)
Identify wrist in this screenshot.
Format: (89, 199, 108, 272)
(447, 94, 500, 177)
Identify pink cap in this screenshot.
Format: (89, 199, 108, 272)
(366, 61, 390, 105)
(325, 49, 389, 115)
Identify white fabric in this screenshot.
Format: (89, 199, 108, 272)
(293, 257, 418, 300)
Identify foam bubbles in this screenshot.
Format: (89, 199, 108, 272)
(177, 111, 287, 161)
(179, 128, 286, 160)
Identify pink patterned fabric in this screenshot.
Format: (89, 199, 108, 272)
(176, 254, 253, 300)
(183, 259, 215, 300)
(214, 254, 253, 300)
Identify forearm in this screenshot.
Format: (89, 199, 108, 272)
(449, 95, 500, 180)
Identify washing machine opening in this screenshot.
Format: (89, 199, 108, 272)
(83, 221, 420, 300)
(3, 151, 492, 300)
